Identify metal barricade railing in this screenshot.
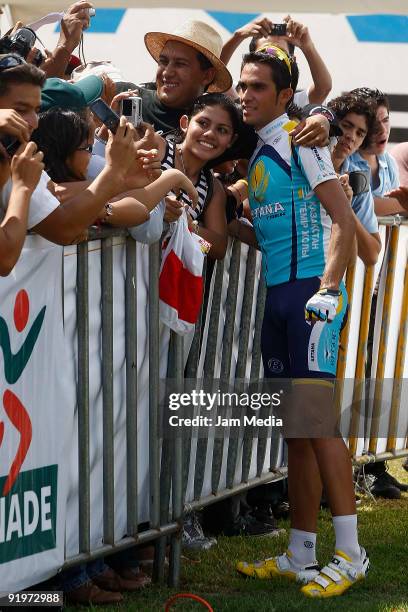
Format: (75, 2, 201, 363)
(60, 218, 407, 586)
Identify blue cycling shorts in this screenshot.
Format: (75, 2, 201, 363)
(261, 277, 348, 379)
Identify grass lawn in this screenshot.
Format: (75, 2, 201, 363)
(65, 459, 408, 611)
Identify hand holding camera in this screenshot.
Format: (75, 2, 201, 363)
(59, 1, 95, 53)
(282, 15, 313, 52)
(0, 27, 44, 66)
(105, 116, 137, 178)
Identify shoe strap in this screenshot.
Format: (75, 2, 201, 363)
(313, 573, 332, 589)
(320, 557, 359, 583)
(312, 559, 354, 590)
(320, 565, 343, 583)
(276, 552, 292, 571)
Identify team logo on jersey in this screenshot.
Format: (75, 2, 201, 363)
(250, 160, 269, 203)
(252, 202, 285, 219)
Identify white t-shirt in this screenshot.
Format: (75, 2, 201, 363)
(293, 89, 310, 109)
(1, 170, 59, 229)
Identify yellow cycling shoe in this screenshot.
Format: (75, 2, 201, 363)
(237, 551, 320, 584)
(301, 548, 369, 598)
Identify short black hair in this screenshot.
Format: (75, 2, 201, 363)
(328, 92, 377, 148)
(174, 92, 241, 143)
(189, 92, 241, 134)
(350, 87, 390, 112)
(0, 58, 45, 97)
(32, 108, 90, 183)
(241, 51, 300, 115)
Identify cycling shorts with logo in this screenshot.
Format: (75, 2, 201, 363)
(261, 277, 348, 379)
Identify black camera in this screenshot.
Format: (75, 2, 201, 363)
(0, 27, 43, 65)
(270, 23, 287, 36)
(348, 170, 370, 196)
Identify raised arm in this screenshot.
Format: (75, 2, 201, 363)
(283, 15, 332, 103)
(220, 17, 274, 65)
(41, 1, 92, 78)
(0, 143, 43, 275)
(33, 118, 137, 244)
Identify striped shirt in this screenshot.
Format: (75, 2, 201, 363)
(161, 139, 209, 221)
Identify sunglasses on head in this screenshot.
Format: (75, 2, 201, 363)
(257, 45, 292, 75)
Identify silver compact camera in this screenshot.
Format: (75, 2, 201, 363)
(88, 8, 96, 17)
(120, 96, 143, 127)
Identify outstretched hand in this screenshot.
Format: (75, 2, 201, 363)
(386, 186, 408, 210)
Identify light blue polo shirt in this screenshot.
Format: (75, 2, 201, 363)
(341, 153, 379, 234)
(350, 151, 399, 198)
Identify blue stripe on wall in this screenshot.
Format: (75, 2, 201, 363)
(347, 14, 408, 43)
(207, 11, 261, 34)
(55, 9, 126, 34)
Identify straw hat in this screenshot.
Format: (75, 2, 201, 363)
(144, 21, 232, 93)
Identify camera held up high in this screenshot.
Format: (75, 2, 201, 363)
(0, 27, 44, 66)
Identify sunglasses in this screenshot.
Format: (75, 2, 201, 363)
(77, 144, 93, 154)
(0, 54, 26, 72)
(257, 44, 292, 75)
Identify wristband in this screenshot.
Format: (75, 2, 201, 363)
(301, 104, 343, 138)
(318, 288, 341, 297)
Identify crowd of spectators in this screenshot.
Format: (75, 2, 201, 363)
(0, 2, 407, 605)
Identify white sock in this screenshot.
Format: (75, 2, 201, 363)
(287, 529, 317, 567)
(332, 514, 361, 563)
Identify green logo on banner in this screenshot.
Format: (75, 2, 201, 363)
(0, 465, 58, 564)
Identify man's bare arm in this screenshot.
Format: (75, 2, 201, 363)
(283, 15, 332, 103)
(374, 195, 408, 216)
(220, 17, 274, 65)
(314, 179, 356, 289)
(41, 1, 92, 78)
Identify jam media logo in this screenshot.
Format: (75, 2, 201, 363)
(0, 289, 58, 564)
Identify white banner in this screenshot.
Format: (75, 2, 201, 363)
(0, 237, 71, 594)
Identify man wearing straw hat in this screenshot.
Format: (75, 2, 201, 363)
(139, 20, 330, 158)
(141, 20, 233, 135)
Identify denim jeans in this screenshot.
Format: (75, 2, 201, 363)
(59, 559, 108, 592)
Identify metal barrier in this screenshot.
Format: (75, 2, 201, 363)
(60, 219, 407, 587)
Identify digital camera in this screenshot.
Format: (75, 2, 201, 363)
(270, 23, 287, 36)
(0, 27, 41, 63)
(120, 97, 143, 127)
